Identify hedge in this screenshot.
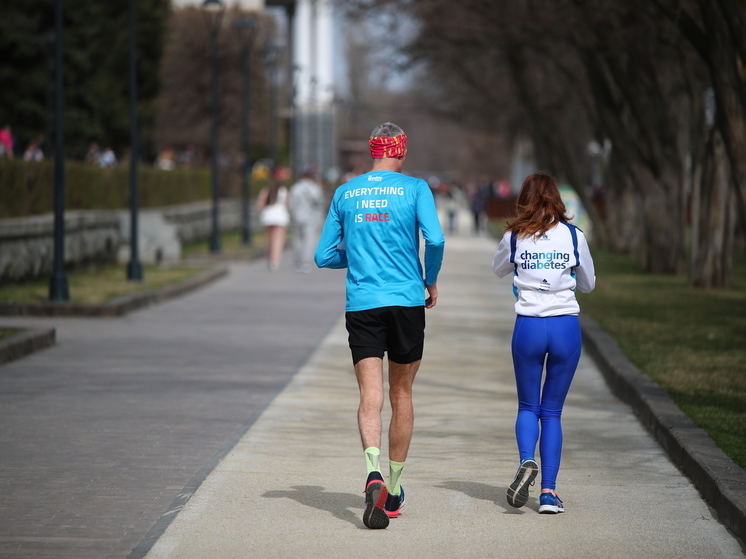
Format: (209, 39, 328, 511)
(0, 159, 213, 218)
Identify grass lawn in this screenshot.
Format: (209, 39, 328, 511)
(0, 264, 210, 305)
(0, 230, 263, 339)
(579, 246, 746, 470)
(182, 230, 267, 259)
(0, 328, 23, 340)
(0, 230, 268, 307)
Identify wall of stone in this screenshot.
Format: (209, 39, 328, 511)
(0, 211, 120, 283)
(160, 200, 241, 244)
(0, 200, 247, 283)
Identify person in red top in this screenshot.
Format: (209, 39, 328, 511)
(0, 125, 14, 158)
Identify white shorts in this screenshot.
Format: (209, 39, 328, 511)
(260, 205, 289, 227)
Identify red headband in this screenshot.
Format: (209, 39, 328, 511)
(369, 133, 408, 159)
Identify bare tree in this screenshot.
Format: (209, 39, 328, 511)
(335, 7, 510, 180)
(155, 6, 279, 195)
(651, 0, 745, 287)
(339, 0, 744, 285)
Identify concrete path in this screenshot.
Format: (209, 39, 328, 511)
(140, 232, 744, 558)
(0, 253, 346, 558)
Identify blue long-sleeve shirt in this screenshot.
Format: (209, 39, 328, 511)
(315, 170, 445, 312)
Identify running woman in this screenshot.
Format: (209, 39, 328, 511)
(315, 122, 445, 529)
(492, 171, 596, 514)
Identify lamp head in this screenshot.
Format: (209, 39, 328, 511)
(202, 0, 225, 11)
(234, 19, 256, 30)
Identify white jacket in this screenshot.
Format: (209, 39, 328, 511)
(289, 178, 324, 223)
(492, 222, 595, 317)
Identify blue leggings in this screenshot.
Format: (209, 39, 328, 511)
(512, 315, 582, 490)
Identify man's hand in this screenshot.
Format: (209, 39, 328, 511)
(425, 283, 438, 309)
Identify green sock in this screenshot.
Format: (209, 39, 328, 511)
(364, 447, 381, 475)
(388, 460, 405, 496)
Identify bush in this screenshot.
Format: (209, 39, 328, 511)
(0, 159, 213, 218)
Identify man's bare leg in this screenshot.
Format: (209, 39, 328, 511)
(388, 359, 421, 462)
(384, 358, 420, 512)
(354, 356, 389, 529)
(354, 357, 385, 451)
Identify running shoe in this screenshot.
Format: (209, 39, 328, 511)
(385, 486, 406, 518)
(539, 492, 565, 514)
(506, 459, 538, 508)
(363, 472, 389, 529)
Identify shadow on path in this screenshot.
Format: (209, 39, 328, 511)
(437, 480, 531, 514)
(263, 485, 369, 529)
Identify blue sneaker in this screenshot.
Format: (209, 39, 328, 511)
(539, 492, 565, 514)
(363, 472, 389, 529)
(507, 459, 538, 508)
(385, 486, 405, 518)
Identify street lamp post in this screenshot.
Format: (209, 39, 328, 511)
(42, 32, 55, 161)
(265, 1, 297, 175)
(291, 64, 301, 178)
(127, 0, 143, 281)
(235, 19, 256, 246)
(265, 44, 283, 172)
(49, 0, 69, 302)
(309, 0, 319, 170)
(202, 0, 226, 254)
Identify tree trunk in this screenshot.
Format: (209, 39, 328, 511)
(653, 0, 746, 265)
(502, 44, 612, 248)
(603, 156, 644, 254)
(690, 130, 736, 287)
(631, 163, 687, 274)
(698, 1, 746, 243)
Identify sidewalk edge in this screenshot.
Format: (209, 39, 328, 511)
(0, 328, 56, 365)
(580, 313, 746, 545)
(126, 312, 344, 559)
(0, 265, 228, 318)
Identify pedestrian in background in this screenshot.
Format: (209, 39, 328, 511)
(442, 183, 461, 234)
(85, 142, 101, 165)
(23, 139, 44, 162)
(492, 171, 595, 514)
(257, 176, 290, 271)
(315, 122, 445, 529)
(0, 124, 14, 158)
(289, 167, 324, 273)
(99, 146, 117, 168)
(468, 180, 488, 234)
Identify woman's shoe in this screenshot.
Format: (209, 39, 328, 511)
(539, 492, 565, 514)
(506, 459, 538, 508)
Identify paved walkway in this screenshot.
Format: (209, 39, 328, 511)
(0, 252, 347, 558)
(144, 232, 742, 558)
(0, 214, 744, 558)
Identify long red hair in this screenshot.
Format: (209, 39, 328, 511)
(265, 179, 282, 205)
(505, 172, 571, 238)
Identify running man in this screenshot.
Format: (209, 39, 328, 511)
(314, 122, 445, 529)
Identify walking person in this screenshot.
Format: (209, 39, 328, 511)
(289, 167, 324, 273)
(492, 171, 595, 514)
(315, 122, 445, 529)
(22, 139, 44, 162)
(257, 177, 290, 271)
(0, 124, 14, 158)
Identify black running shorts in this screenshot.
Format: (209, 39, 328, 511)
(345, 305, 426, 365)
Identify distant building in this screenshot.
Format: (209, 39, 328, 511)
(172, 0, 339, 179)
(290, 0, 338, 178)
(171, 0, 264, 7)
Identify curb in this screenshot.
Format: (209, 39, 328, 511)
(580, 313, 746, 544)
(0, 328, 56, 365)
(0, 265, 229, 318)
